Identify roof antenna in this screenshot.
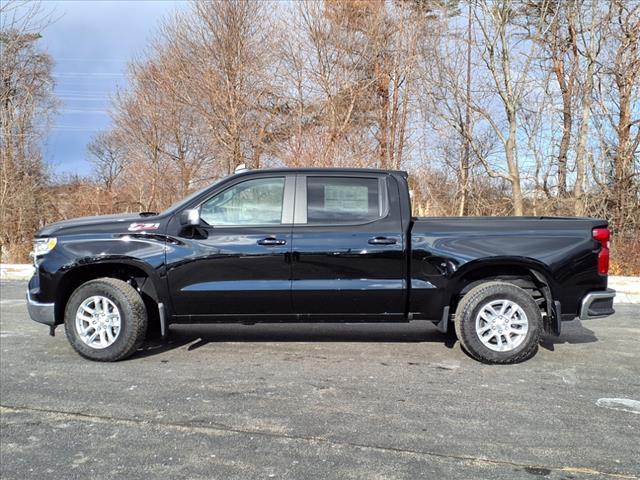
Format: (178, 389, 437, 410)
(234, 163, 248, 174)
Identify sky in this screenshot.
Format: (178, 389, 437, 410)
(36, 0, 186, 177)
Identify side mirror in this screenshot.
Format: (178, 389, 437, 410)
(180, 208, 201, 226)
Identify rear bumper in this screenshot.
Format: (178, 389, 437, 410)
(26, 289, 56, 326)
(579, 289, 616, 320)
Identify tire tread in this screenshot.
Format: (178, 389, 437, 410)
(64, 277, 147, 361)
(454, 281, 541, 364)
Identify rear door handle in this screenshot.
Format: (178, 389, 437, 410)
(257, 237, 287, 246)
(368, 237, 397, 245)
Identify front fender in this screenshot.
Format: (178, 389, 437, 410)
(35, 233, 168, 308)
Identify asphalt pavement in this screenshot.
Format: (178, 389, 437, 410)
(1, 280, 639, 479)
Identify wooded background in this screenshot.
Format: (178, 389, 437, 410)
(1, 0, 639, 273)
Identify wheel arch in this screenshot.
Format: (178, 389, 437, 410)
(447, 257, 557, 330)
(54, 260, 163, 326)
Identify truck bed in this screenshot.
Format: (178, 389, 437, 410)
(408, 216, 609, 319)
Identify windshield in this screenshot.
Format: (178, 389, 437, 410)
(160, 179, 224, 215)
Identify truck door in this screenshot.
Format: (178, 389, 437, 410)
(290, 173, 406, 318)
(166, 174, 294, 319)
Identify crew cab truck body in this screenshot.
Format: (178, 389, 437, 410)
(27, 168, 616, 363)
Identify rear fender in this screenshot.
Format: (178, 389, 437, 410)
(447, 257, 557, 323)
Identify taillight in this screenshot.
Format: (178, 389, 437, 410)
(592, 228, 610, 275)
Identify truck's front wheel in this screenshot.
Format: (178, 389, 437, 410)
(64, 278, 147, 361)
(454, 281, 541, 364)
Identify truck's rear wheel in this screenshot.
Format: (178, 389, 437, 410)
(454, 281, 541, 364)
(64, 278, 147, 361)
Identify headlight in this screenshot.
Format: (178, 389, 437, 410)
(33, 237, 57, 257)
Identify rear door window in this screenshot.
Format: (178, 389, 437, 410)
(306, 176, 384, 225)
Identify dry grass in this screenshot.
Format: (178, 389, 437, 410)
(610, 235, 640, 276)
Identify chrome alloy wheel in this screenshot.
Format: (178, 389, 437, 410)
(75, 296, 121, 349)
(475, 299, 529, 352)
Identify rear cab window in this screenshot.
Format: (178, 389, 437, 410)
(302, 176, 388, 225)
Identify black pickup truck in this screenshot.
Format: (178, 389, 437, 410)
(27, 168, 615, 363)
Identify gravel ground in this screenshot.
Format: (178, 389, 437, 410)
(1, 280, 639, 479)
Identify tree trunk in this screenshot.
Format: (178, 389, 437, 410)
(555, 69, 571, 197)
(573, 65, 594, 216)
(609, 1, 639, 228)
(459, 0, 473, 217)
(376, 55, 390, 169)
(506, 108, 524, 215)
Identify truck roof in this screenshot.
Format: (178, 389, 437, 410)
(234, 167, 408, 177)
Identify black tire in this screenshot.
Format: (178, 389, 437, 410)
(64, 278, 147, 361)
(454, 281, 541, 364)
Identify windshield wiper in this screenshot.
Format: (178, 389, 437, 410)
(139, 211, 158, 217)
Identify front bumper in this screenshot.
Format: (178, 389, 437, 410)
(579, 289, 616, 320)
(26, 289, 55, 326)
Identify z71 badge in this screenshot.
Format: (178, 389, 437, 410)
(128, 222, 160, 232)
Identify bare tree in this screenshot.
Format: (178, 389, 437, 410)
(415, 1, 479, 216)
(0, 1, 57, 261)
(11, 0, 636, 272)
(460, 0, 473, 216)
(573, 0, 606, 215)
(87, 131, 126, 192)
(108, 57, 213, 211)
(527, 0, 580, 197)
(606, 0, 640, 230)
(275, 0, 377, 167)
(320, 0, 422, 169)
(471, 0, 553, 215)
(162, 0, 278, 174)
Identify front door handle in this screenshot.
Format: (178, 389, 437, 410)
(368, 237, 397, 245)
(257, 237, 287, 246)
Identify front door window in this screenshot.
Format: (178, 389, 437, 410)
(200, 177, 285, 226)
